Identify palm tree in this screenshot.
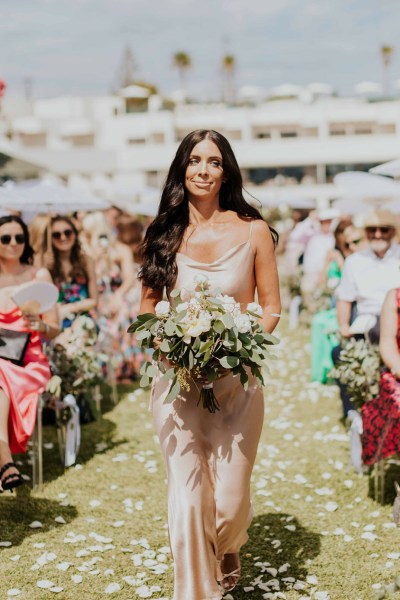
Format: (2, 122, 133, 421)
(380, 44, 394, 97)
(173, 51, 192, 93)
(222, 54, 236, 103)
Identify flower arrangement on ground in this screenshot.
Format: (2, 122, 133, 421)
(46, 315, 105, 400)
(128, 275, 279, 412)
(329, 337, 382, 409)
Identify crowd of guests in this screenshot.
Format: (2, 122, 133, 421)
(284, 206, 400, 470)
(0, 206, 145, 492)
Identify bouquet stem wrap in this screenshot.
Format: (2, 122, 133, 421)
(198, 382, 220, 413)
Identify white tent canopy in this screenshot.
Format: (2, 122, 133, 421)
(334, 171, 400, 199)
(370, 159, 400, 178)
(0, 180, 110, 214)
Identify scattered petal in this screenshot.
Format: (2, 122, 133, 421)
(105, 583, 121, 594)
(29, 521, 43, 529)
(37, 580, 55, 589)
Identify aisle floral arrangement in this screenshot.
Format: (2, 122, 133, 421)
(46, 315, 105, 400)
(329, 337, 382, 409)
(128, 275, 279, 412)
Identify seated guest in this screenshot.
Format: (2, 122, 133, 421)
(0, 215, 59, 492)
(362, 287, 400, 464)
(40, 216, 98, 330)
(333, 210, 400, 417)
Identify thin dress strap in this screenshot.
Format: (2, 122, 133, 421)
(248, 220, 255, 242)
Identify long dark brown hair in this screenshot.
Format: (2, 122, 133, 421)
(139, 129, 278, 290)
(0, 215, 34, 265)
(43, 215, 88, 285)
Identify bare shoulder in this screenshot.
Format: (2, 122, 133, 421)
(252, 219, 274, 252)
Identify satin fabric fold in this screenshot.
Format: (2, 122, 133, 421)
(0, 308, 51, 453)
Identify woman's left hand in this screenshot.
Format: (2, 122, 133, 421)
(23, 313, 45, 332)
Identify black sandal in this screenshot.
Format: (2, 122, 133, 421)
(0, 462, 25, 493)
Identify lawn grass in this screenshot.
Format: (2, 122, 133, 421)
(1, 322, 400, 600)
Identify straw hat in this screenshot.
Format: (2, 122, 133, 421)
(362, 209, 397, 228)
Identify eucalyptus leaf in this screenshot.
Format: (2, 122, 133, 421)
(164, 377, 180, 404)
(219, 355, 239, 369)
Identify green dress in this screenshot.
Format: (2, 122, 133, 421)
(311, 259, 340, 383)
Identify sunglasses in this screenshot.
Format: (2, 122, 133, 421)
(365, 226, 392, 235)
(52, 229, 74, 241)
(345, 238, 362, 249)
(0, 234, 25, 245)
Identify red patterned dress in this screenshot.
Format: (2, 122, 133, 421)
(0, 307, 51, 453)
(362, 288, 400, 465)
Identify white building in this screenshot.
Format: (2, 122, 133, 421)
(1, 85, 400, 209)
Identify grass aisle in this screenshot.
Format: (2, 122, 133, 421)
(1, 325, 399, 600)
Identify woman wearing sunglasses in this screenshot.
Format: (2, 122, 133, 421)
(0, 215, 60, 492)
(40, 216, 98, 330)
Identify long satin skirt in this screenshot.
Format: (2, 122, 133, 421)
(152, 372, 264, 600)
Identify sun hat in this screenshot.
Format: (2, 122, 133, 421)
(317, 208, 340, 221)
(362, 209, 397, 228)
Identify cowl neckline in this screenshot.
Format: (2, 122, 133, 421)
(176, 240, 251, 266)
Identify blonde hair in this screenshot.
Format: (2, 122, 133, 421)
(28, 214, 50, 255)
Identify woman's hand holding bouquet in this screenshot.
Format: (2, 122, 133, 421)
(128, 275, 279, 412)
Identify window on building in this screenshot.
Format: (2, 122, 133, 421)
(128, 138, 146, 145)
(380, 124, 396, 134)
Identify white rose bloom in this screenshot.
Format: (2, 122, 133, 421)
(188, 297, 202, 313)
(220, 294, 237, 314)
(246, 302, 263, 317)
(176, 302, 189, 313)
(183, 311, 212, 337)
(234, 313, 252, 333)
(155, 301, 171, 317)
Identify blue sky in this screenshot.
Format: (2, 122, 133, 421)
(1, 0, 399, 99)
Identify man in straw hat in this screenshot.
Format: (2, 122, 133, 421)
(333, 209, 400, 418)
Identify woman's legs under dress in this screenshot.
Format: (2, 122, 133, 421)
(152, 374, 264, 600)
(0, 388, 19, 485)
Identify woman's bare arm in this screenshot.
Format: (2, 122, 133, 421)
(380, 288, 400, 375)
(140, 284, 163, 315)
(252, 220, 281, 333)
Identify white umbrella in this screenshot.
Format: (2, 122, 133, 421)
(334, 171, 400, 199)
(0, 180, 110, 214)
(370, 159, 400, 178)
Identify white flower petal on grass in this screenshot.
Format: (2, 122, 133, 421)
(89, 500, 101, 508)
(343, 480, 354, 489)
(362, 532, 378, 541)
(136, 586, 153, 598)
(364, 524, 376, 531)
(383, 522, 397, 529)
(344, 535, 353, 542)
(9, 555, 20, 562)
(104, 583, 121, 594)
(306, 575, 318, 585)
(56, 562, 71, 571)
(29, 521, 43, 529)
(7, 590, 21, 597)
(0, 541, 12, 547)
(71, 574, 83, 584)
(112, 521, 125, 528)
(49, 587, 63, 593)
(55, 516, 66, 524)
(314, 593, 330, 600)
(37, 580, 55, 589)
(324, 502, 338, 513)
(285, 525, 296, 532)
(315, 488, 334, 496)
(387, 552, 400, 559)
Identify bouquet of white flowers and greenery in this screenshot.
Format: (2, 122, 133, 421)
(329, 337, 382, 409)
(128, 275, 279, 412)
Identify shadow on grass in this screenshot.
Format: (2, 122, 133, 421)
(15, 383, 135, 488)
(0, 494, 78, 547)
(233, 512, 321, 599)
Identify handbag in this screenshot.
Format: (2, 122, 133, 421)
(0, 328, 31, 365)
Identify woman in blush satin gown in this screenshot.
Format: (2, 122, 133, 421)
(139, 130, 281, 600)
(0, 216, 60, 492)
